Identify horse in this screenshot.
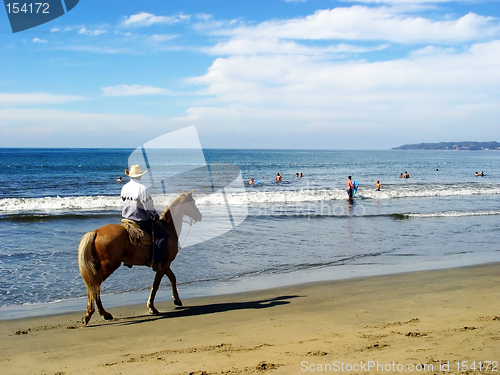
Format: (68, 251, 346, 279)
(77, 190, 202, 325)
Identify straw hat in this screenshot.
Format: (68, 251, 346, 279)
(125, 164, 148, 178)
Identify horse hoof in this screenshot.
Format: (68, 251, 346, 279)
(82, 316, 90, 326)
(102, 313, 114, 321)
(174, 299, 183, 307)
(149, 307, 159, 315)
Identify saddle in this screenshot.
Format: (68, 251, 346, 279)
(120, 219, 152, 247)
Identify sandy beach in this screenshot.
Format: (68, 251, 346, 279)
(1, 263, 499, 375)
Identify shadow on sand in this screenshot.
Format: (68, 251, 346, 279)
(86, 295, 302, 327)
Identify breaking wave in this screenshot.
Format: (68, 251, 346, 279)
(0, 183, 498, 215)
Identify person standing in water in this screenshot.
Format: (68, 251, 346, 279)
(375, 180, 383, 191)
(346, 176, 354, 200)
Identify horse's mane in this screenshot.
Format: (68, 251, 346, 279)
(160, 192, 191, 223)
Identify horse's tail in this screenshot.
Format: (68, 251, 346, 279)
(77, 231, 101, 294)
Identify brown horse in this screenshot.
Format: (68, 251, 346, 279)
(78, 190, 202, 325)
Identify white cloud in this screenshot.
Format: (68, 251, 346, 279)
(181, 39, 500, 147)
(195, 13, 213, 21)
(193, 41, 500, 106)
(0, 92, 83, 106)
(32, 38, 48, 43)
(219, 7, 500, 44)
(149, 34, 178, 42)
(209, 37, 388, 56)
(50, 28, 60, 32)
(122, 12, 190, 27)
(101, 84, 168, 96)
(341, 0, 460, 3)
(6, 4, 499, 148)
(78, 28, 107, 36)
(56, 45, 133, 54)
(115, 30, 133, 37)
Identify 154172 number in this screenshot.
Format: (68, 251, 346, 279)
(5, 3, 49, 14)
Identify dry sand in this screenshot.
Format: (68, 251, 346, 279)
(1, 263, 500, 375)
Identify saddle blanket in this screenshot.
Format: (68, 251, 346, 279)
(120, 219, 152, 246)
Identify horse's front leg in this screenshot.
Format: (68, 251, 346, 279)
(147, 270, 164, 315)
(165, 266, 182, 306)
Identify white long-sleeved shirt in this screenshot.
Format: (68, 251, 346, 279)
(120, 178, 157, 221)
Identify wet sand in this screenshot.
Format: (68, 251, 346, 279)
(1, 263, 500, 374)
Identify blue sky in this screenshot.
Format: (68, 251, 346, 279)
(1, 0, 499, 149)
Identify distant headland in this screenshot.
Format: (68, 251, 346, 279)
(393, 141, 500, 151)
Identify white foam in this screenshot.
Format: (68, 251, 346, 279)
(358, 184, 500, 200)
(405, 210, 500, 218)
(239, 184, 500, 205)
(0, 196, 122, 213)
(0, 183, 498, 213)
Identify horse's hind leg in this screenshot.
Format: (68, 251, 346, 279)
(94, 284, 114, 321)
(83, 290, 96, 325)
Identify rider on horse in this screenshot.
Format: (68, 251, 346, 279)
(121, 164, 168, 272)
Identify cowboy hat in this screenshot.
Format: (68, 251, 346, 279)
(125, 164, 148, 178)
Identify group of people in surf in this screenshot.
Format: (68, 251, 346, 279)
(399, 171, 410, 179)
(248, 172, 304, 185)
(475, 171, 485, 177)
(347, 176, 382, 200)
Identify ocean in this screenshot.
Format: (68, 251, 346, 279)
(0, 148, 499, 320)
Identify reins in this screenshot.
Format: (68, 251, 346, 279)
(178, 217, 194, 249)
(164, 193, 198, 250)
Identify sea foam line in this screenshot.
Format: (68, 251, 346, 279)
(402, 210, 500, 219)
(0, 183, 499, 213)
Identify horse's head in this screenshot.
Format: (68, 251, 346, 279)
(162, 189, 202, 224)
(180, 189, 203, 223)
